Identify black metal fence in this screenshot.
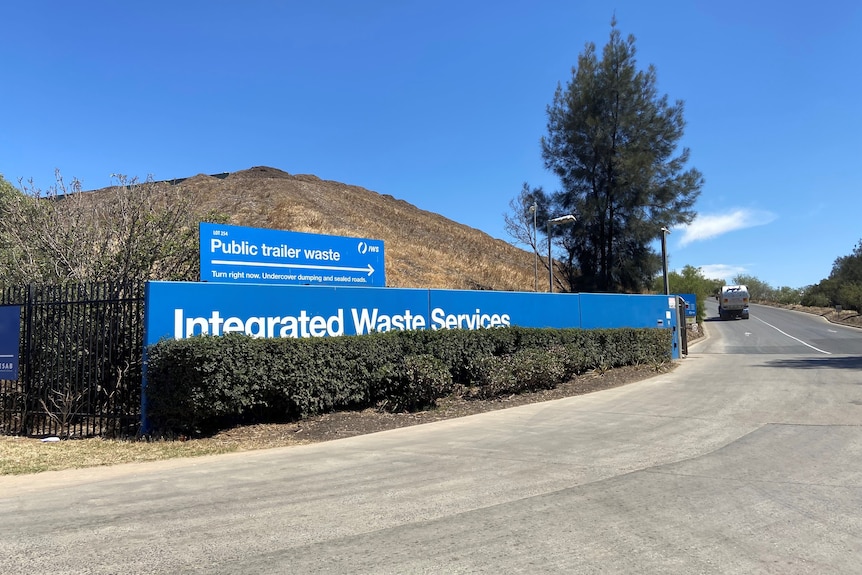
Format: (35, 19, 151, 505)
(0, 282, 144, 437)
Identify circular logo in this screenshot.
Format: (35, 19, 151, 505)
(357, 241, 368, 254)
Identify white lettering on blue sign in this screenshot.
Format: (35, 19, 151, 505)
(211, 238, 259, 256)
(201, 223, 384, 287)
(350, 308, 426, 332)
(430, 308, 510, 330)
(171, 306, 512, 339)
(174, 309, 345, 338)
(144, 283, 683, 371)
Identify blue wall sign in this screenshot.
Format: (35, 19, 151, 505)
(142, 282, 681, 432)
(145, 282, 679, 355)
(200, 223, 386, 287)
(678, 293, 697, 318)
(0, 306, 21, 380)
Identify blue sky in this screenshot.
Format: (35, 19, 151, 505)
(2, 1, 860, 290)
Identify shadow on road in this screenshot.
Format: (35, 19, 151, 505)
(762, 356, 862, 370)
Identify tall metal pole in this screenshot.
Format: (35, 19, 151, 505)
(547, 215, 576, 293)
(548, 219, 553, 293)
(661, 227, 671, 295)
(530, 203, 538, 291)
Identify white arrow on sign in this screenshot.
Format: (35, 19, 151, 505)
(211, 260, 375, 275)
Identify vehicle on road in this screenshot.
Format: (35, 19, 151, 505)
(718, 285, 750, 320)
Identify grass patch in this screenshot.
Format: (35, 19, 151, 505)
(0, 436, 239, 476)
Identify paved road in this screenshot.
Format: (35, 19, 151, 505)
(701, 300, 862, 356)
(2, 308, 861, 574)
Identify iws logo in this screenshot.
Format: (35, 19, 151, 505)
(357, 242, 380, 254)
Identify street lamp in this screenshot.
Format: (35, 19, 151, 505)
(547, 214, 576, 292)
(529, 202, 538, 291)
(660, 226, 671, 295)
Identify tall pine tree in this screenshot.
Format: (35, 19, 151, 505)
(541, 19, 703, 292)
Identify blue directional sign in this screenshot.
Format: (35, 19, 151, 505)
(678, 293, 697, 318)
(0, 306, 20, 380)
(200, 223, 386, 287)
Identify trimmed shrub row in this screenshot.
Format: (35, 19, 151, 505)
(145, 327, 671, 435)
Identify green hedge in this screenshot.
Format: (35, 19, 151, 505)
(145, 327, 671, 435)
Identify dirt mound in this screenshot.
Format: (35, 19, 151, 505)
(227, 166, 295, 180)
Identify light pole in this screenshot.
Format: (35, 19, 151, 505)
(547, 214, 576, 292)
(529, 202, 538, 291)
(660, 226, 671, 295)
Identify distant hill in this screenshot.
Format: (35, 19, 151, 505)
(174, 166, 537, 291)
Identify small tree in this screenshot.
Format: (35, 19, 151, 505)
(732, 274, 773, 303)
(799, 239, 862, 311)
(773, 286, 802, 305)
(654, 265, 721, 322)
(831, 240, 862, 284)
(0, 174, 27, 272)
(0, 172, 229, 436)
(503, 183, 561, 290)
(0, 172, 227, 285)
(827, 239, 862, 311)
(539, 18, 703, 293)
(0, 173, 17, 200)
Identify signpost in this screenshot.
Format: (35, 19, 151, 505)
(0, 306, 20, 380)
(200, 223, 386, 287)
(679, 293, 697, 320)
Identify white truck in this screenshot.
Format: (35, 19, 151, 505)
(718, 285, 750, 320)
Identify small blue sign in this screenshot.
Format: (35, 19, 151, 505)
(0, 306, 21, 380)
(200, 223, 386, 287)
(678, 293, 697, 318)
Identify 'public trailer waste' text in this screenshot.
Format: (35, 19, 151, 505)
(173, 307, 512, 339)
(210, 238, 341, 261)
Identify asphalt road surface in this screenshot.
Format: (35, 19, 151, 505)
(2, 304, 861, 574)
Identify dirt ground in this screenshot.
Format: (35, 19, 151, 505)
(767, 303, 862, 329)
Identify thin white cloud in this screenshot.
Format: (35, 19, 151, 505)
(677, 209, 777, 247)
(694, 264, 749, 284)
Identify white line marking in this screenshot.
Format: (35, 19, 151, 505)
(754, 316, 832, 354)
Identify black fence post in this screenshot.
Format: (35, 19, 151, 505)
(22, 284, 35, 435)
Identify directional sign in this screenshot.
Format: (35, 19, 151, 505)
(678, 293, 697, 318)
(0, 306, 20, 380)
(200, 223, 386, 287)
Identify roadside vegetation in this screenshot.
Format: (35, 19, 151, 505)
(798, 239, 862, 312)
(505, 18, 702, 294)
(0, 171, 227, 285)
(648, 238, 862, 320)
(0, 436, 235, 476)
(145, 327, 670, 437)
(1, 16, 857, 477)
(728, 238, 862, 314)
